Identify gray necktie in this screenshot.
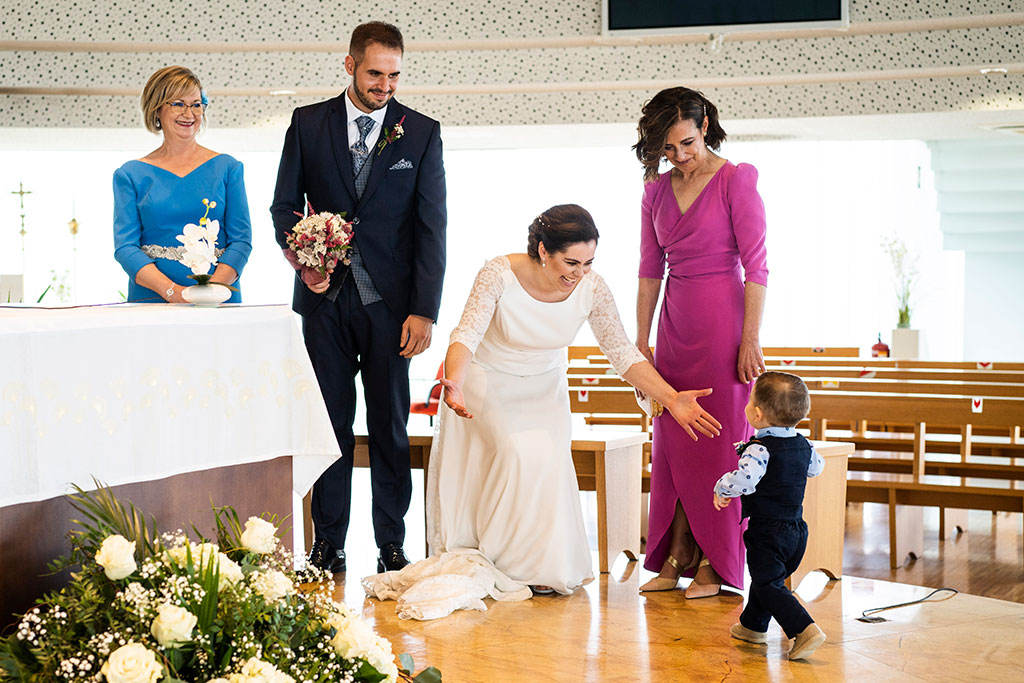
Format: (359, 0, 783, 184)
(352, 115, 375, 180)
(347, 114, 382, 304)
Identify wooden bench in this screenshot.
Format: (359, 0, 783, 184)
(810, 391, 1024, 567)
(303, 429, 648, 574)
(569, 345, 862, 361)
(766, 357, 1024, 371)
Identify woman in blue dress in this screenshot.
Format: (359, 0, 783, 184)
(113, 65, 252, 303)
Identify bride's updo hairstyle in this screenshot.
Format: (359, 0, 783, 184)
(527, 204, 600, 262)
(633, 86, 727, 182)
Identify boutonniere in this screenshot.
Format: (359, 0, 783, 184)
(376, 115, 406, 155)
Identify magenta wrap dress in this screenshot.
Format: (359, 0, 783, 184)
(639, 162, 768, 589)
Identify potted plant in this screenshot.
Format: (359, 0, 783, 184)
(881, 235, 919, 358)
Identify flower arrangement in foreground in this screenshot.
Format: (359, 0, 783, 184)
(0, 483, 439, 683)
(282, 203, 355, 288)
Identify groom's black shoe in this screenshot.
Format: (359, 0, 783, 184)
(307, 539, 346, 573)
(377, 543, 410, 572)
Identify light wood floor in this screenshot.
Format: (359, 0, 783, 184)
(843, 503, 1024, 604)
(336, 471, 1024, 681)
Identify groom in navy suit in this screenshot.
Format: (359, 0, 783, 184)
(271, 21, 446, 574)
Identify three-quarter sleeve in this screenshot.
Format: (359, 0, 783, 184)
(112, 167, 154, 281)
(638, 179, 666, 280)
(448, 256, 508, 354)
(218, 159, 253, 275)
(728, 163, 768, 287)
(587, 273, 646, 376)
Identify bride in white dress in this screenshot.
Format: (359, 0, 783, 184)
(363, 205, 720, 618)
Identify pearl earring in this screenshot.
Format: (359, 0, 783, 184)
(542, 259, 546, 268)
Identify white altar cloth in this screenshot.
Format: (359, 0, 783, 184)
(0, 304, 341, 507)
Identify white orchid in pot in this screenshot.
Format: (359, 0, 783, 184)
(881, 235, 918, 329)
(177, 198, 237, 304)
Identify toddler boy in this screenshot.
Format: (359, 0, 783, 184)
(712, 371, 826, 660)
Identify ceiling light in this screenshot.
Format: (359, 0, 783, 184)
(979, 67, 1008, 74)
(269, 89, 297, 95)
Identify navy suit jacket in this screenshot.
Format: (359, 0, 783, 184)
(270, 95, 447, 321)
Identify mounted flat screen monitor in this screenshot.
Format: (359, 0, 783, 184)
(604, 1, 849, 35)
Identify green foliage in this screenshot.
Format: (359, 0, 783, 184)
(413, 666, 443, 683)
(66, 478, 161, 559)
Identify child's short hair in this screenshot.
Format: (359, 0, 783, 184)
(752, 371, 811, 427)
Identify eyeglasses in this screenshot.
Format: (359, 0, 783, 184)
(165, 101, 206, 115)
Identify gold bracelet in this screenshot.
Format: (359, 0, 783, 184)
(650, 398, 664, 418)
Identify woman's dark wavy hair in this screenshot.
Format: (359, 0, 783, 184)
(526, 204, 599, 261)
(633, 86, 727, 182)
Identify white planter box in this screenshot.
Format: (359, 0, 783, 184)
(891, 328, 920, 359)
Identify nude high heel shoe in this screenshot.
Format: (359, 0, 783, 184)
(684, 558, 722, 599)
(639, 547, 700, 592)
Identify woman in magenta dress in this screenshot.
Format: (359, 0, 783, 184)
(633, 87, 768, 597)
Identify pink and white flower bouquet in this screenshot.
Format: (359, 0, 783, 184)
(283, 204, 355, 288)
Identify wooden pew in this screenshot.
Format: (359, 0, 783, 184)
(569, 344, 861, 363)
(810, 392, 1024, 568)
(766, 357, 1024, 371)
(570, 347, 1024, 570)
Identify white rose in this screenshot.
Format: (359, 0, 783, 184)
(95, 535, 137, 580)
(239, 657, 294, 683)
(166, 542, 218, 568)
(206, 679, 231, 683)
(150, 603, 197, 647)
(100, 642, 163, 683)
(240, 517, 278, 554)
(327, 610, 398, 682)
(365, 634, 399, 683)
(217, 553, 244, 590)
(254, 569, 294, 603)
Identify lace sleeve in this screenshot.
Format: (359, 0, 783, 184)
(587, 272, 646, 377)
(448, 256, 509, 353)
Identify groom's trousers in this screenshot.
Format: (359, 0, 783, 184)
(302, 276, 413, 550)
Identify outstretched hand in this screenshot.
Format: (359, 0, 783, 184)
(439, 378, 473, 419)
(664, 388, 722, 441)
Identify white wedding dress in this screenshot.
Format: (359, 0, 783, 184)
(363, 256, 643, 619)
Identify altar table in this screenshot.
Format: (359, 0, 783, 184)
(0, 304, 340, 506)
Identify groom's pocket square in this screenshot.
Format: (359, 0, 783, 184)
(389, 159, 414, 171)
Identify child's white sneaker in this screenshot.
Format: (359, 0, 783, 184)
(789, 623, 826, 660)
(730, 622, 767, 644)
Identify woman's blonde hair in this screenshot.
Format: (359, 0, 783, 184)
(140, 65, 205, 134)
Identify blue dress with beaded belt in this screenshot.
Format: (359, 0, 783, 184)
(113, 154, 252, 303)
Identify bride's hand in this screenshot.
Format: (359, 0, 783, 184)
(439, 378, 473, 419)
(664, 388, 722, 441)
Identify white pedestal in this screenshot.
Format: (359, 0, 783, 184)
(891, 328, 920, 359)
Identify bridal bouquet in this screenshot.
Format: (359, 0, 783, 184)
(0, 483, 439, 683)
(284, 203, 354, 285)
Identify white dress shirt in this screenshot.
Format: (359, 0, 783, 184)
(344, 88, 387, 153)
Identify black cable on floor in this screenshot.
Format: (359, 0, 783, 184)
(856, 587, 959, 623)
